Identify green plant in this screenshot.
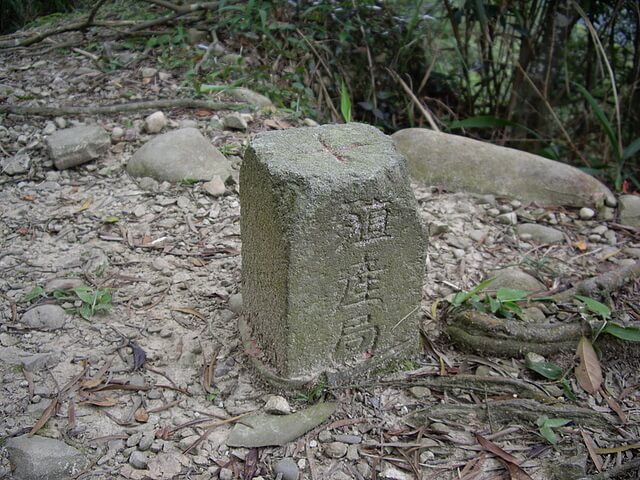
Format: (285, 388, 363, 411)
(525, 357, 575, 401)
(295, 378, 327, 404)
(450, 279, 530, 319)
(206, 388, 220, 402)
(62, 286, 113, 320)
(536, 415, 571, 445)
(575, 295, 640, 343)
(574, 83, 640, 191)
(24, 284, 112, 320)
(340, 80, 352, 123)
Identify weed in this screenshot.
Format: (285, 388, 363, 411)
(296, 378, 327, 404)
(449, 278, 530, 320)
(219, 144, 242, 156)
(24, 284, 113, 320)
(536, 416, 571, 445)
(206, 388, 220, 402)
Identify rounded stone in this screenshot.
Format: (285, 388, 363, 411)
(145, 111, 167, 134)
(323, 441, 348, 458)
(129, 451, 148, 469)
(273, 457, 299, 480)
(579, 207, 595, 220)
(21, 304, 68, 330)
(228, 293, 243, 314)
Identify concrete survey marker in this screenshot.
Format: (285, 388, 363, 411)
(240, 123, 425, 385)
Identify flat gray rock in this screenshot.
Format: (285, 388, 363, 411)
(1, 152, 31, 175)
(126, 128, 232, 183)
(0, 346, 59, 371)
(5, 435, 89, 480)
(393, 129, 615, 208)
(46, 125, 110, 170)
(517, 223, 565, 244)
(226, 402, 336, 447)
(21, 304, 68, 330)
(618, 195, 640, 227)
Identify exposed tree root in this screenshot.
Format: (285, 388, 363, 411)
(406, 398, 619, 431)
(0, 99, 246, 117)
(399, 374, 551, 401)
(447, 261, 640, 357)
(446, 324, 578, 357)
(552, 260, 640, 302)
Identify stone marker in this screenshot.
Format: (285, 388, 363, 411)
(240, 123, 425, 385)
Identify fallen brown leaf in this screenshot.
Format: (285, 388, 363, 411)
(135, 406, 149, 423)
(575, 336, 602, 394)
(581, 430, 603, 472)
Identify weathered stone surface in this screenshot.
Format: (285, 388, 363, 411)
(21, 304, 68, 330)
(1, 152, 31, 175)
(517, 223, 565, 244)
(144, 111, 167, 133)
(126, 128, 232, 183)
(227, 87, 274, 110)
(0, 346, 59, 371)
(46, 125, 110, 170)
(618, 195, 640, 227)
(5, 435, 89, 480)
(273, 457, 299, 480)
(226, 402, 336, 447)
(240, 123, 425, 382)
(488, 268, 545, 293)
(392, 128, 615, 208)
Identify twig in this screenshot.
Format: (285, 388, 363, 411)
(387, 68, 441, 132)
(516, 64, 590, 166)
(182, 413, 249, 454)
(0, 98, 246, 117)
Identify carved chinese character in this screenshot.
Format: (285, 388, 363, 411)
(341, 254, 383, 306)
(345, 200, 390, 243)
(335, 314, 378, 359)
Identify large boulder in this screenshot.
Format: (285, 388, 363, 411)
(126, 128, 232, 183)
(392, 128, 615, 208)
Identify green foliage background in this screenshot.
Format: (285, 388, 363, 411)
(2, 0, 639, 188)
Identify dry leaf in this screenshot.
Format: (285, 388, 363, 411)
(581, 430, 603, 472)
(573, 239, 588, 251)
(28, 398, 58, 436)
(79, 397, 118, 407)
(135, 407, 149, 423)
(81, 357, 113, 389)
(78, 196, 93, 212)
(475, 433, 520, 465)
(594, 443, 640, 454)
(575, 336, 602, 394)
(172, 307, 206, 321)
(264, 118, 292, 130)
(502, 460, 534, 480)
(130, 341, 147, 370)
(601, 388, 627, 423)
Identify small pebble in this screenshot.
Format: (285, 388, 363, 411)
(579, 207, 596, 220)
(129, 451, 148, 469)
